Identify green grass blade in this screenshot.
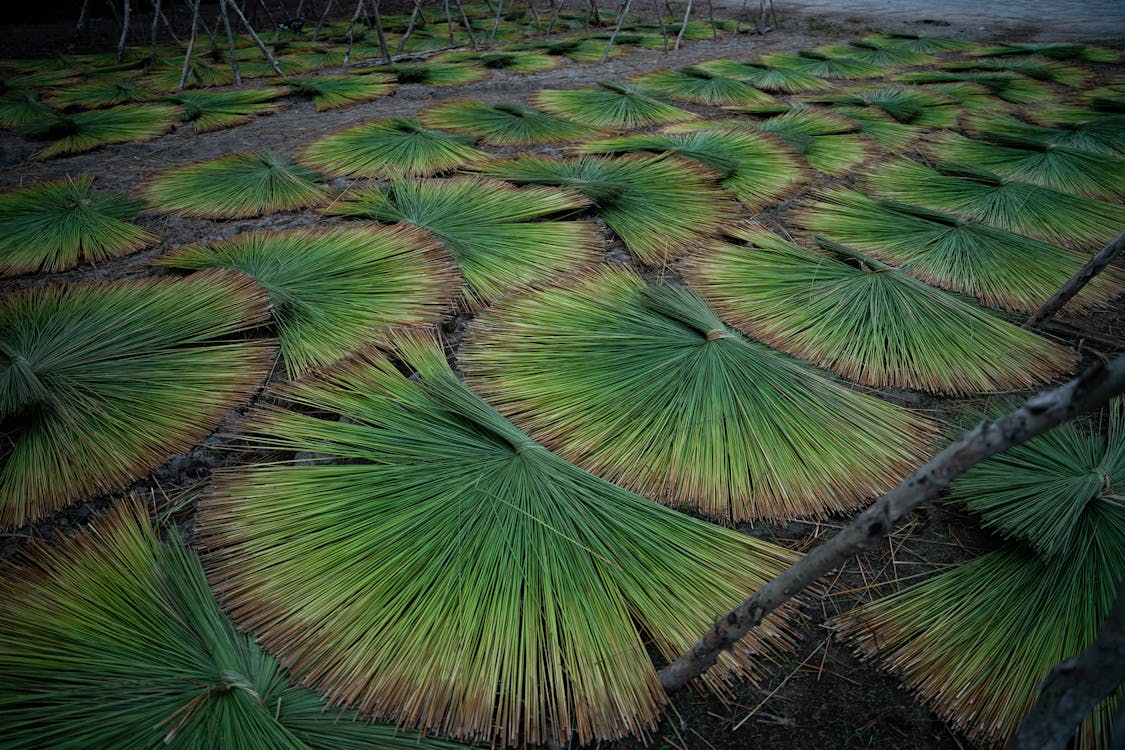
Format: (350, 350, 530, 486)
(532, 81, 697, 129)
(418, 99, 604, 145)
(299, 117, 488, 177)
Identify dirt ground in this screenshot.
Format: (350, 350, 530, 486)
(1, 3, 1121, 749)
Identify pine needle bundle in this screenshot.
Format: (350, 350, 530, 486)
(47, 77, 154, 109)
(170, 86, 288, 133)
(813, 41, 935, 67)
(480, 153, 737, 262)
(461, 267, 937, 520)
(941, 57, 1089, 86)
(829, 105, 921, 150)
(630, 67, 776, 106)
(0, 90, 57, 128)
(365, 61, 488, 86)
(685, 225, 1074, 394)
(970, 42, 1119, 63)
(418, 99, 602, 145)
(860, 32, 973, 53)
(692, 59, 829, 93)
(198, 331, 803, 746)
(575, 126, 807, 210)
(794, 187, 1123, 312)
(0, 272, 274, 528)
(759, 49, 888, 80)
(282, 74, 396, 111)
(141, 151, 329, 218)
(505, 37, 622, 62)
(19, 103, 180, 159)
(719, 110, 875, 175)
(863, 158, 1125, 249)
(532, 81, 697, 129)
(892, 71, 1052, 105)
(146, 62, 237, 91)
(157, 226, 458, 376)
(328, 176, 598, 308)
(437, 50, 559, 73)
(299, 117, 488, 177)
(962, 111, 1125, 156)
(584, 31, 668, 50)
(802, 86, 960, 127)
(914, 81, 1002, 112)
(0, 498, 465, 750)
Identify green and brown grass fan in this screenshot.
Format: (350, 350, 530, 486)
(460, 267, 937, 521)
(630, 67, 777, 106)
(0, 90, 57, 129)
(146, 61, 237, 91)
(366, 61, 488, 86)
(532, 81, 697, 129)
(859, 32, 973, 54)
(693, 59, 830, 93)
(941, 57, 1089, 87)
(418, 99, 603, 145)
(282, 74, 396, 111)
(0, 271, 274, 528)
(969, 42, 1119, 63)
(504, 37, 623, 63)
(46, 77, 155, 109)
(802, 85, 961, 127)
(19, 102, 180, 159)
(962, 111, 1125, 156)
(170, 86, 288, 133)
(892, 70, 1053, 105)
(198, 330, 803, 747)
(0, 176, 156, 276)
(814, 40, 935, 67)
(437, 49, 559, 73)
(685, 224, 1074, 394)
(713, 110, 875, 176)
(299, 117, 488, 177)
(759, 49, 888, 80)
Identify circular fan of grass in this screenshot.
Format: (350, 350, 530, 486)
(436, 49, 559, 73)
(834, 402, 1124, 750)
(282, 74, 396, 112)
(692, 59, 830, 93)
(157, 226, 458, 377)
(827, 105, 921, 150)
(46, 77, 155, 110)
(970, 41, 1119, 63)
(0, 497, 466, 750)
(923, 131, 1125, 200)
(299, 118, 488, 178)
(0, 90, 57, 129)
(962, 111, 1125, 156)
(684, 224, 1074, 394)
(0, 175, 156, 276)
(532, 81, 697, 130)
(460, 267, 937, 521)
(629, 67, 777, 106)
(146, 61, 237, 92)
(891, 70, 1052, 105)
(801, 86, 960, 127)
(759, 50, 888, 80)
(197, 331, 803, 747)
(366, 62, 489, 86)
(813, 40, 935, 67)
(862, 158, 1125, 249)
(504, 37, 623, 63)
(710, 110, 875, 176)
(169, 86, 288, 133)
(858, 32, 973, 54)
(479, 154, 738, 263)
(573, 126, 807, 211)
(327, 176, 598, 308)
(0, 271, 274, 529)
(941, 57, 1089, 87)
(141, 151, 330, 219)
(795, 188, 1124, 313)
(418, 99, 603, 145)
(19, 102, 180, 159)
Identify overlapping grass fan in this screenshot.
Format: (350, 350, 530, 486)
(532, 81, 697, 129)
(169, 86, 288, 133)
(0, 272, 274, 528)
(858, 32, 973, 53)
(299, 117, 488, 177)
(19, 102, 180, 159)
(46, 77, 154, 109)
(892, 70, 1053, 104)
(198, 331, 802, 747)
(759, 49, 888, 80)
(962, 111, 1125, 156)
(970, 42, 1119, 63)
(630, 67, 776, 106)
(716, 110, 875, 175)
(504, 37, 622, 62)
(693, 59, 830, 93)
(146, 61, 237, 91)
(364, 62, 488, 86)
(813, 40, 935, 67)
(0, 90, 56, 128)
(801, 86, 961, 127)
(0, 498, 466, 750)
(684, 224, 1074, 394)
(460, 267, 937, 520)
(437, 50, 559, 73)
(327, 176, 598, 308)
(283, 74, 396, 111)
(941, 57, 1089, 86)
(418, 99, 602, 145)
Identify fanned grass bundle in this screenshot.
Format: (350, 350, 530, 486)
(299, 117, 487, 177)
(892, 70, 1052, 104)
(963, 111, 1125, 156)
(803, 86, 960, 127)
(505, 37, 621, 62)
(916, 81, 1001, 112)
(970, 42, 1119, 63)
(481, 154, 737, 262)
(941, 57, 1089, 86)
(0, 272, 273, 528)
(0, 176, 156, 276)
(0, 91, 56, 128)
(141, 151, 329, 218)
(461, 267, 937, 520)
(170, 86, 287, 133)
(329, 176, 597, 307)
(0, 498, 465, 750)
(630, 67, 776, 106)
(146, 62, 237, 91)
(198, 332, 802, 746)
(437, 50, 558, 73)
(760, 49, 888, 79)
(365, 62, 488, 86)
(924, 131, 1125, 200)
(418, 99, 602, 145)
(157, 226, 457, 376)
(20, 103, 180, 159)
(685, 225, 1074, 393)
(47, 77, 154, 109)
(795, 187, 1123, 312)
(863, 159, 1125, 249)
(814, 40, 935, 67)
(283, 74, 396, 111)
(722, 110, 874, 175)
(860, 32, 973, 53)
(532, 81, 697, 129)
(830, 105, 921, 150)
(575, 126, 807, 210)
(693, 59, 830, 93)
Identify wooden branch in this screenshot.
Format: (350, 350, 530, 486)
(1006, 581, 1125, 750)
(1026, 232, 1125, 329)
(451, 0, 479, 51)
(117, 0, 132, 62)
(658, 353, 1125, 692)
(225, 0, 285, 76)
(369, 0, 390, 62)
(75, 0, 92, 44)
(150, 0, 162, 61)
(312, 0, 335, 41)
(673, 0, 693, 49)
(651, 0, 669, 51)
(546, 0, 566, 34)
(342, 0, 366, 67)
(178, 0, 201, 90)
(218, 0, 242, 86)
(600, 0, 632, 62)
(396, 0, 423, 53)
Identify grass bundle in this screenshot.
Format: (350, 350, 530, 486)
(891, 70, 1051, 104)
(505, 37, 622, 62)
(0, 90, 56, 128)
(299, 117, 487, 177)
(685, 225, 1074, 394)
(814, 40, 935, 67)
(794, 187, 1123, 312)
(198, 331, 802, 746)
(724, 110, 874, 175)
(924, 131, 1125, 200)
(829, 105, 921, 150)
(803, 86, 960, 127)
(629, 67, 776, 106)
(141, 151, 329, 218)
(585, 31, 668, 50)
(693, 59, 830, 93)
(941, 57, 1088, 86)
(575, 126, 807, 210)
(963, 111, 1125, 156)
(0, 271, 273, 528)
(328, 176, 597, 308)
(481, 154, 737, 262)
(418, 99, 602, 145)
(760, 49, 888, 79)
(863, 158, 1125, 249)
(0, 176, 155, 276)
(282, 74, 396, 111)
(146, 62, 237, 91)
(365, 61, 488, 86)
(532, 81, 697, 129)
(437, 50, 559, 73)
(461, 267, 936, 520)
(170, 86, 287, 133)
(915, 81, 1001, 112)
(859, 32, 973, 53)
(0, 498, 464, 750)
(19, 103, 180, 159)
(970, 42, 1118, 63)
(47, 77, 154, 109)
(157, 226, 457, 377)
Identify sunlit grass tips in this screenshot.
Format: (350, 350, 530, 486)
(169, 86, 287, 133)
(418, 99, 603, 145)
(630, 67, 777, 106)
(19, 102, 180, 159)
(283, 73, 396, 111)
(299, 117, 488, 177)
(532, 81, 697, 129)
(962, 111, 1125, 156)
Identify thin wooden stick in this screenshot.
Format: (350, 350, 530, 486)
(526, 0, 542, 33)
(1025, 232, 1125, 329)
(673, 0, 692, 49)
(75, 0, 92, 44)
(117, 0, 132, 62)
(651, 0, 668, 50)
(158, 5, 182, 44)
(312, 0, 335, 40)
(488, 0, 504, 46)
(706, 0, 716, 39)
(369, 0, 390, 61)
(546, 0, 566, 34)
(443, 0, 455, 44)
(600, 0, 631, 62)
(226, 0, 285, 75)
(396, 0, 423, 53)
(178, 0, 202, 90)
(452, 0, 479, 50)
(343, 0, 365, 66)
(150, 0, 162, 61)
(218, 0, 242, 85)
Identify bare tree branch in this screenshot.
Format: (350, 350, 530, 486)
(117, 0, 132, 61)
(225, 0, 285, 76)
(1026, 232, 1125, 329)
(178, 0, 201, 90)
(659, 354, 1125, 691)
